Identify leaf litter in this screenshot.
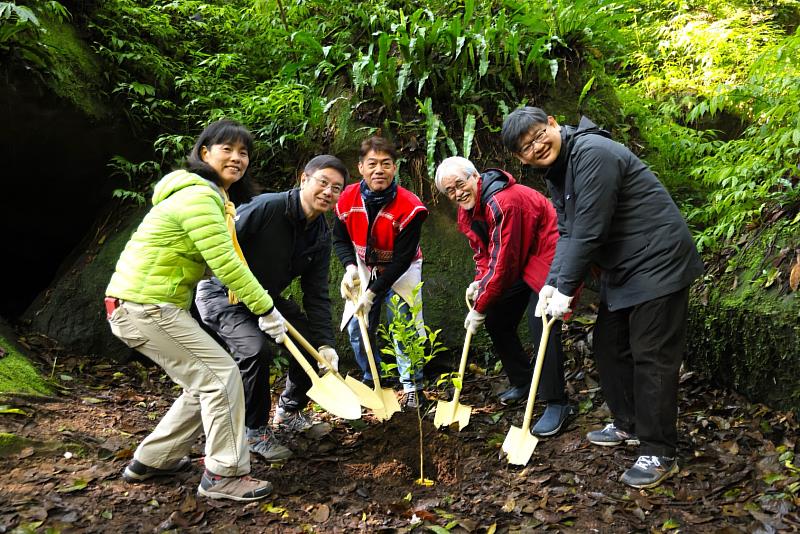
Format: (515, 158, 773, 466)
(0, 330, 797, 532)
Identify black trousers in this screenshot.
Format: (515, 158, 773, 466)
(195, 283, 318, 429)
(484, 279, 566, 403)
(593, 286, 689, 457)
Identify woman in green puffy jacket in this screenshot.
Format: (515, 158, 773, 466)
(105, 119, 285, 502)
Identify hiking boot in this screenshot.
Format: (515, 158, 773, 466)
(620, 455, 678, 489)
(532, 403, 575, 437)
(198, 470, 273, 502)
(272, 407, 315, 432)
(498, 385, 529, 405)
(400, 389, 428, 411)
(586, 423, 640, 446)
(122, 456, 192, 483)
(246, 426, 293, 462)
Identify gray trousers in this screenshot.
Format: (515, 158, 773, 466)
(108, 301, 249, 477)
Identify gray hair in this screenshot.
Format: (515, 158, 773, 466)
(501, 106, 549, 153)
(434, 156, 478, 193)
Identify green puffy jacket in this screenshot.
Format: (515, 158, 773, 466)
(106, 170, 273, 315)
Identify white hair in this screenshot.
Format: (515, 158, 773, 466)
(434, 156, 477, 192)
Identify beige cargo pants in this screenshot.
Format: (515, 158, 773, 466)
(108, 301, 250, 477)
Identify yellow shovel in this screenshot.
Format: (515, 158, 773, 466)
(284, 321, 384, 410)
(434, 295, 475, 430)
(501, 312, 557, 465)
(281, 334, 362, 420)
(346, 287, 401, 422)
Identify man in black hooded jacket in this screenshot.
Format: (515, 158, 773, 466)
(501, 107, 703, 489)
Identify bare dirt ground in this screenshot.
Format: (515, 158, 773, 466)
(1, 330, 798, 533)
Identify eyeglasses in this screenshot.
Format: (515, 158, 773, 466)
(309, 174, 344, 194)
(443, 177, 473, 199)
(518, 126, 549, 156)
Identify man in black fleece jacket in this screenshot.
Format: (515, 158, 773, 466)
(502, 107, 703, 489)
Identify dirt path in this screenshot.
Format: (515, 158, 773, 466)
(1, 334, 798, 533)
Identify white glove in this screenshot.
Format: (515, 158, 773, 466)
(465, 281, 480, 303)
(340, 264, 359, 299)
(258, 307, 287, 343)
(544, 289, 573, 319)
(354, 290, 376, 320)
(534, 284, 556, 317)
(464, 308, 486, 334)
(317, 345, 340, 373)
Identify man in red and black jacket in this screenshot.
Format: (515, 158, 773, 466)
(333, 136, 429, 410)
(435, 156, 573, 436)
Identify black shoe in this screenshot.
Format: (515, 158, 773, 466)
(122, 456, 192, 482)
(498, 385, 529, 405)
(400, 389, 428, 411)
(532, 403, 575, 437)
(620, 455, 678, 489)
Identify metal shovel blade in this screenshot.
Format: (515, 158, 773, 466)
(344, 375, 385, 410)
(307, 373, 362, 420)
(434, 399, 472, 430)
(502, 425, 539, 466)
(369, 387, 401, 422)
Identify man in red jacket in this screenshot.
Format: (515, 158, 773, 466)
(435, 156, 573, 436)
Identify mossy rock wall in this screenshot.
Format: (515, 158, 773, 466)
(688, 301, 799, 410)
(687, 221, 799, 412)
(24, 205, 147, 361)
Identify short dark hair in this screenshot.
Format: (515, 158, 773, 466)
(359, 136, 398, 161)
(186, 119, 256, 204)
(501, 107, 549, 153)
(304, 154, 349, 183)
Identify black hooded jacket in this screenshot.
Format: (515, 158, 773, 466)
(545, 117, 703, 310)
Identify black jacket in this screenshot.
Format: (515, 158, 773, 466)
(196, 188, 334, 347)
(545, 117, 704, 310)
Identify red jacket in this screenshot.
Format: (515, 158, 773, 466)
(458, 169, 558, 313)
(336, 183, 425, 266)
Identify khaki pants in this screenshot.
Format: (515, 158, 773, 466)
(108, 301, 249, 476)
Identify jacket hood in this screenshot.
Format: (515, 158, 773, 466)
(479, 169, 515, 206)
(548, 116, 612, 182)
(152, 169, 222, 206)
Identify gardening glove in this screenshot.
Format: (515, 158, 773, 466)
(340, 264, 360, 299)
(354, 290, 376, 324)
(544, 289, 573, 319)
(465, 280, 480, 304)
(258, 307, 287, 344)
(317, 345, 340, 373)
(534, 284, 556, 317)
(464, 308, 486, 335)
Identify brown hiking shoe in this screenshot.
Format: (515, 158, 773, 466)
(198, 471, 273, 502)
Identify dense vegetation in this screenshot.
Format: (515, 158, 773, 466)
(3, 0, 799, 404)
(4, 0, 798, 255)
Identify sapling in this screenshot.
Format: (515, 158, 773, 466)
(378, 283, 446, 486)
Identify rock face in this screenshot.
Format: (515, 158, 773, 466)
(24, 204, 147, 361)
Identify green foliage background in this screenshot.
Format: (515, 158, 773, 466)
(3, 0, 799, 404)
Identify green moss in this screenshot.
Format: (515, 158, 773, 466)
(0, 432, 30, 457)
(36, 15, 111, 120)
(688, 221, 800, 411)
(0, 337, 52, 396)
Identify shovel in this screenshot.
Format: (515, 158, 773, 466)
(284, 321, 384, 410)
(280, 334, 362, 420)
(434, 294, 475, 430)
(501, 312, 557, 465)
(345, 287, 401, 422)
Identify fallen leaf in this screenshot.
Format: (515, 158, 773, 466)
(789, 253, 800, 291)
(57, 478, 88, 493)
(311, 504, 330, 523)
